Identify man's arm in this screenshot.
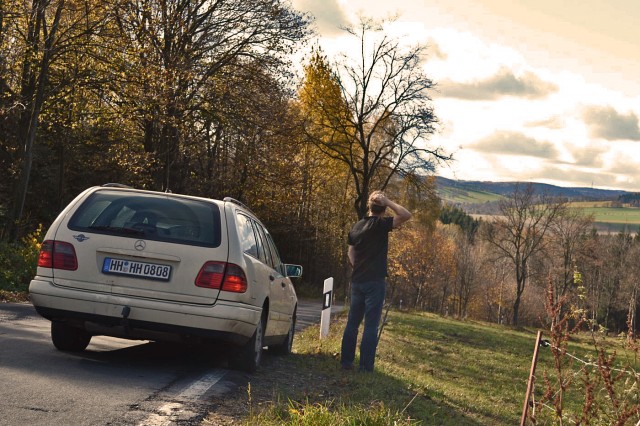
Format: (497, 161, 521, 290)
(348, 245, 355, 266)
(369, 192, 412, 228)
(388, 199, 412, 228)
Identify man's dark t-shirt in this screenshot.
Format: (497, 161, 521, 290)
(348, 216, 394, 283)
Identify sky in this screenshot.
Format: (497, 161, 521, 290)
(291, 0, 640, 192)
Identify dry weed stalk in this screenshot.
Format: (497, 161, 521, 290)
(532, 272, 640, 425)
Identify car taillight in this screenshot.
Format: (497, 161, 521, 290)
(38, 240, 78, 271)
(221, 264, 249, 293)
(195, 261, 248, 293)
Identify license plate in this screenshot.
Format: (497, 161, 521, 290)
(102, 257, 171, 281)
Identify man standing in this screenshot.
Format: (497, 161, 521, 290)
(341, 190, 412, 372)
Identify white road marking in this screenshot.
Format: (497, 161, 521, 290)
(137, 369, 227, 426)
(177, 369, 227, 399)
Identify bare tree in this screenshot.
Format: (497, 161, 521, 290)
(452, 229, 481, 318)
(301, 16, 450, 218)
(624, 241, 640, 340)
(595, 232, 634, 332)
(545, 207, 595, 310)
(482, 183, 567, 325)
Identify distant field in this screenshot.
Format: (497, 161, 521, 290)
(439, 184, 640, 233)
(471, 205, 640, 234)
(437, 187, 503, 204)
(588, 207, 640, 234)
(568, 201, 614, 208)
(571, 205, 640, 229)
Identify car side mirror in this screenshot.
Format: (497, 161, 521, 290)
(285, 264, 303, 278)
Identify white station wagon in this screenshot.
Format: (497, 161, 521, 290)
(29, 184, 302, 372)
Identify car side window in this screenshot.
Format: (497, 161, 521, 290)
(253, 221, 274, 270)
(250, 220, 269, 265)
(265, 232, 285, 276)
(236, 213, 258, 258)
(254, 223, 284, 277)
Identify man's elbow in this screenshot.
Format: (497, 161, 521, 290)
(400, 209, 412, 221)
(394, 211, 412, 227)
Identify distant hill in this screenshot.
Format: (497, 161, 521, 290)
(436, 176, 631, 204)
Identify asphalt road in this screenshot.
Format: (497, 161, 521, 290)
(0, 300, 342, 426)
(295, 298, 343, 331)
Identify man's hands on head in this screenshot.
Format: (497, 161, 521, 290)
(369, 191, 388, 207)
(367, 190, 411, 227)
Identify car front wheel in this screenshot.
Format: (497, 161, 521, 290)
(51, 321, 92, 352)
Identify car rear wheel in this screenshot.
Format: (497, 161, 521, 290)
(51, 321, 92, 352)
(229, 312, 265, 373)
(271, 311, 295, 355)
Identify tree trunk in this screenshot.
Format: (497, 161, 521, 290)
(513, 292, 521, 327)
(628, 287, 637, 341)
(8, 0, 64, 240)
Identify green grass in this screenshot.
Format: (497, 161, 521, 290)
(580, 207, 640, 224)
(243, 311, 640, 425)
(568, 204, 640, 234)
(466, 202, 640, 234)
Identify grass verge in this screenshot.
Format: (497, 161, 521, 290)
(204, 310, 640, 425)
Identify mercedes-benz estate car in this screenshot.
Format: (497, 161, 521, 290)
(29, 184, 302, 372)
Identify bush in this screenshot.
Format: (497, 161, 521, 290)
(0, 225, 42, 292)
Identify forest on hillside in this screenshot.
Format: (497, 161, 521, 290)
(2, 1, 639, 335)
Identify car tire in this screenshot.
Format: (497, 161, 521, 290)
(230, 312, 265, 373)
(271, 311, 295, 356)
(51, 321, 92, 352)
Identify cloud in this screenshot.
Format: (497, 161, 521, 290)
(607, 155, 640, 175)
(532, 166, 621, 189)
(427, 38, 447, 60)
(294, 0, 350, 36)
(525, 116, 565, 130)
(582, 106, 640, 141)
(568, 145, 606, 168)
(439, 67, 558, 100)
(470, 131, 559, 158)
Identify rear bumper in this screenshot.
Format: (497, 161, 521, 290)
(29, 278, 261, 345)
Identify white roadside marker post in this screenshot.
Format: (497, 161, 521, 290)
(320, 277, 333, 339)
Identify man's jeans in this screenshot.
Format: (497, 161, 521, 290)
(340, 280, 386, 371)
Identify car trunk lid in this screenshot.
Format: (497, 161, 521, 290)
(46, 188, 227, 306)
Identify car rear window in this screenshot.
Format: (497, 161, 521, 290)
(68, 190, 221, 247)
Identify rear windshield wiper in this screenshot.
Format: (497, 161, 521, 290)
(87, 225, 144, 236)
